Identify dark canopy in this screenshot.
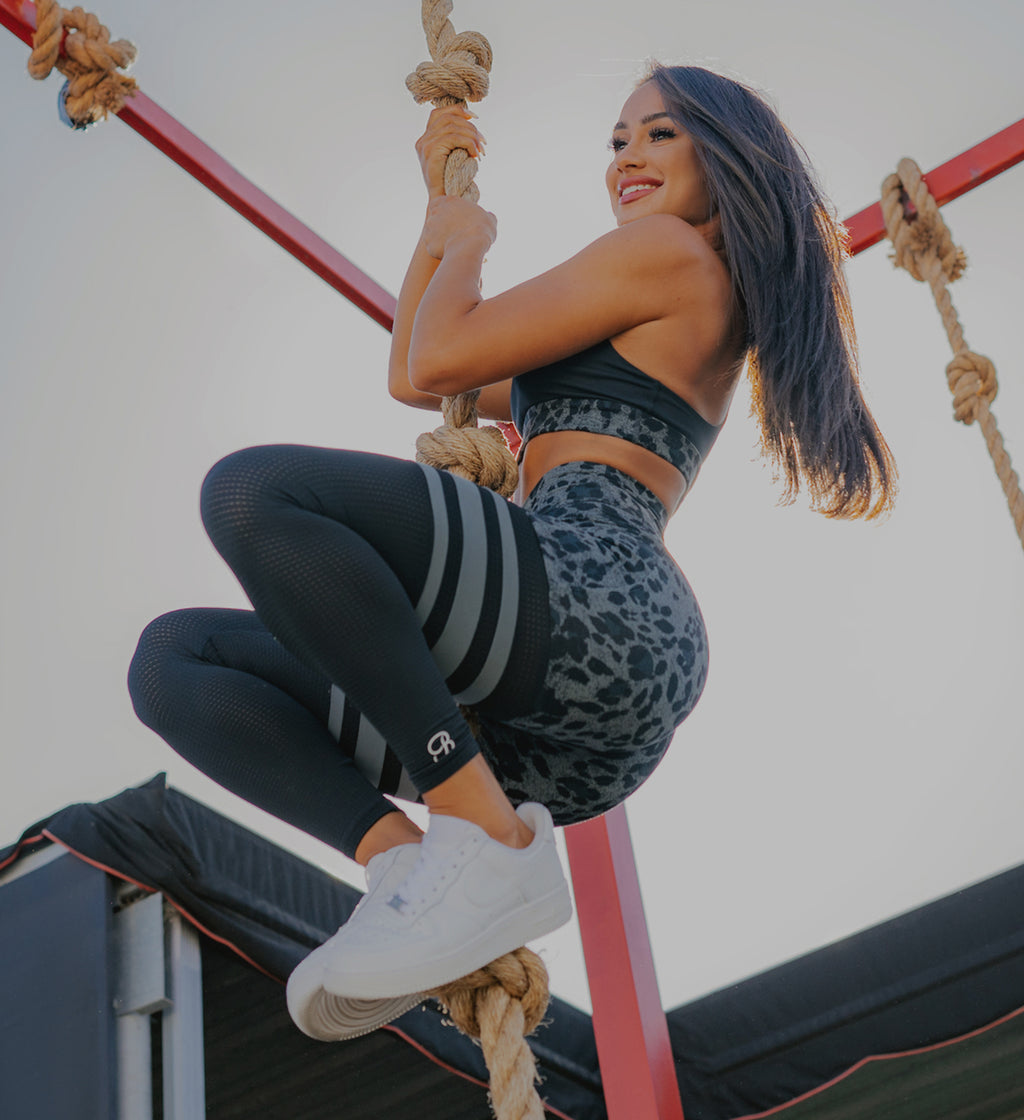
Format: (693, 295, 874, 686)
(4, 774, 1024, 1120)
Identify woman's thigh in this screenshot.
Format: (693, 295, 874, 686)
(201, 445, 552, 720)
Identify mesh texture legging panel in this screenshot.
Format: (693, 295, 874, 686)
(129, 445, 550, 855)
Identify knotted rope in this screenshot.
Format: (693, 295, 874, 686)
(407, 6, 545, 1116)
(430, 947, 551, 1120)
(27, 0, 137, 127)
(416, 393, 519, 496)
(881, 157, 1024, 553)
(407, 0, 519, 500)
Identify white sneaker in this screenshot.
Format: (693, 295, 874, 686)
(286, 843, 426, 1040)
(314, 802, 572, 999)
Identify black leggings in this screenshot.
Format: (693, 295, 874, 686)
(129, 445, 550, 856)
(130, 446, 711, 857)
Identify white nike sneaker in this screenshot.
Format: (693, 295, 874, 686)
(286, 843, 426, 1040)
(313, 802, 572, 1000)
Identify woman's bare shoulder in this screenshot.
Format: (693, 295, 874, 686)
(410, 215, 728, 397)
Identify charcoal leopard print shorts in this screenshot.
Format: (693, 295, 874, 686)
(476, 460, 709, 825)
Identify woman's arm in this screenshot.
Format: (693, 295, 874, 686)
(387, 230, 445, 411)
(409, 205, 722, 398)
(387, 224, 513, 420)
(387, 107, 513, 422)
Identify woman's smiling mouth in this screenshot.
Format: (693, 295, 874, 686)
(618, 177, 662, 203)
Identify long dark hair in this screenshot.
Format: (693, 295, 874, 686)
(646, 63, 896, 519)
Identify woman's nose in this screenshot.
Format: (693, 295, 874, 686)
(616, 142, 645, 169)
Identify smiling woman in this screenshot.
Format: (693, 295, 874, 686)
(608, 85, 714, 228)
(127, 61, 896, 1042)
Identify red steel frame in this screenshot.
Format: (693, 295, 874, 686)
(0, 0, 396, 331)
(4, 3, 1023, 1115)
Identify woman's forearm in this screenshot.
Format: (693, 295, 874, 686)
(391, 206, 511, 420)
(407, 234, 490, 396)
(387, 225, 445, 411)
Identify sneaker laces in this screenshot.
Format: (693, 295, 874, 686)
(389, 836, 477, 914)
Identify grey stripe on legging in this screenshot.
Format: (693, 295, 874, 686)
(428, 475, 488, 677)
(412, 466, 449, 627)
(455, 491, 520, 705)
(414, 465, 522, 702)
(328, 684, 386, 787)
(328, 684, 420, 801)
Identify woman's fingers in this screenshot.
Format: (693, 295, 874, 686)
(416, 107, 486, 196)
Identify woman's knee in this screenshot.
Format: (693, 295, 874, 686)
(200, 445, 283, 551)
(127, 608, 211, 731)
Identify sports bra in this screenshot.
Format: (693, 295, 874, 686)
(510, 339, 723, 483)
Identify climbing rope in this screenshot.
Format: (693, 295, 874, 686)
(881, 157, 1024, 553)
(407, 0, 519, 500)
(430, 947, 551, 1120)
(407, 5, 547, 1117)
(27, 0, 137, 127)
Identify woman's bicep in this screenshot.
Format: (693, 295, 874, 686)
(410, 217, 708, 396)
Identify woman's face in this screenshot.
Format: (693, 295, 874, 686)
(606, 83, 712, 229)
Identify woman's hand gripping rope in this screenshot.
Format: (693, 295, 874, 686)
(417, 105, 487, 199)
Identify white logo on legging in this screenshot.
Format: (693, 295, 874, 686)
(427, 730, 456, 762)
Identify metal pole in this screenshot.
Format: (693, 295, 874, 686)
(116, 1016, 155, 1120)
(566, 806, 686, 1120)
(112, 889, 169, 1120)
(162, 911, 206, 1120)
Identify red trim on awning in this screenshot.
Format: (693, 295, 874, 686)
(732, 1000, 1024, 1120)
(40, 829, 277, 981)
(0, 832, 47, 875)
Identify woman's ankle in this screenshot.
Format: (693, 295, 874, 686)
(423, 757, 535, 849)
(428, 806, 534, 849)
(354, 811, 424, 867)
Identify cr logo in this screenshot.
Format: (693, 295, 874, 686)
(427, 730, 456, 762)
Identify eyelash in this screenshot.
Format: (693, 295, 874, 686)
(608, 126, 677, 152)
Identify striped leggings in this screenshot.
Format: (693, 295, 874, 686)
(128, 445, 551, 856)
(129, 446, 709, 857)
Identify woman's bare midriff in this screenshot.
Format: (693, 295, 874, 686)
(515, 430, 688, 515)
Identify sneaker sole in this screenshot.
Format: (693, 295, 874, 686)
(286, 958, 426, 1041)
(319, 882, 573, 999)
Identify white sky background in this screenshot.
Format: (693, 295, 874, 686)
(1, 0, 1022, 1016)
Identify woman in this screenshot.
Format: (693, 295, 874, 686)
(129, 64, 895, 1040)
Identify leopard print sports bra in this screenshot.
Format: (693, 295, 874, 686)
(510, 339, 722, 484)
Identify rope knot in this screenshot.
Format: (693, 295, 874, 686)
(430, 948, 550, 1119)
(405, 0, 492, 108)
(28, 0, 137, 126)
(415, 421, 519, 497)
(431, 947, 550, 1040)
(882, 155, 1024, 553)
(881, 158, 966, 283)
(946, 350, 998, 424)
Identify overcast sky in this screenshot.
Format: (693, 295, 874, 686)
(1, 0, 1022, 1015)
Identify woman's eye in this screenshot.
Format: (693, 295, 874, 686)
(649, 126, 676, 142)
(608, 137, 627, 152)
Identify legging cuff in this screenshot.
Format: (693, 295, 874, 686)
(404, 732, 481, 796)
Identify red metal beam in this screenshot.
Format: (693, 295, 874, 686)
(0, 0, 396, 331)
(566, 807, 686, 1119)
(117, 95, 396, 330)
(845, 116, 1024, 255)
